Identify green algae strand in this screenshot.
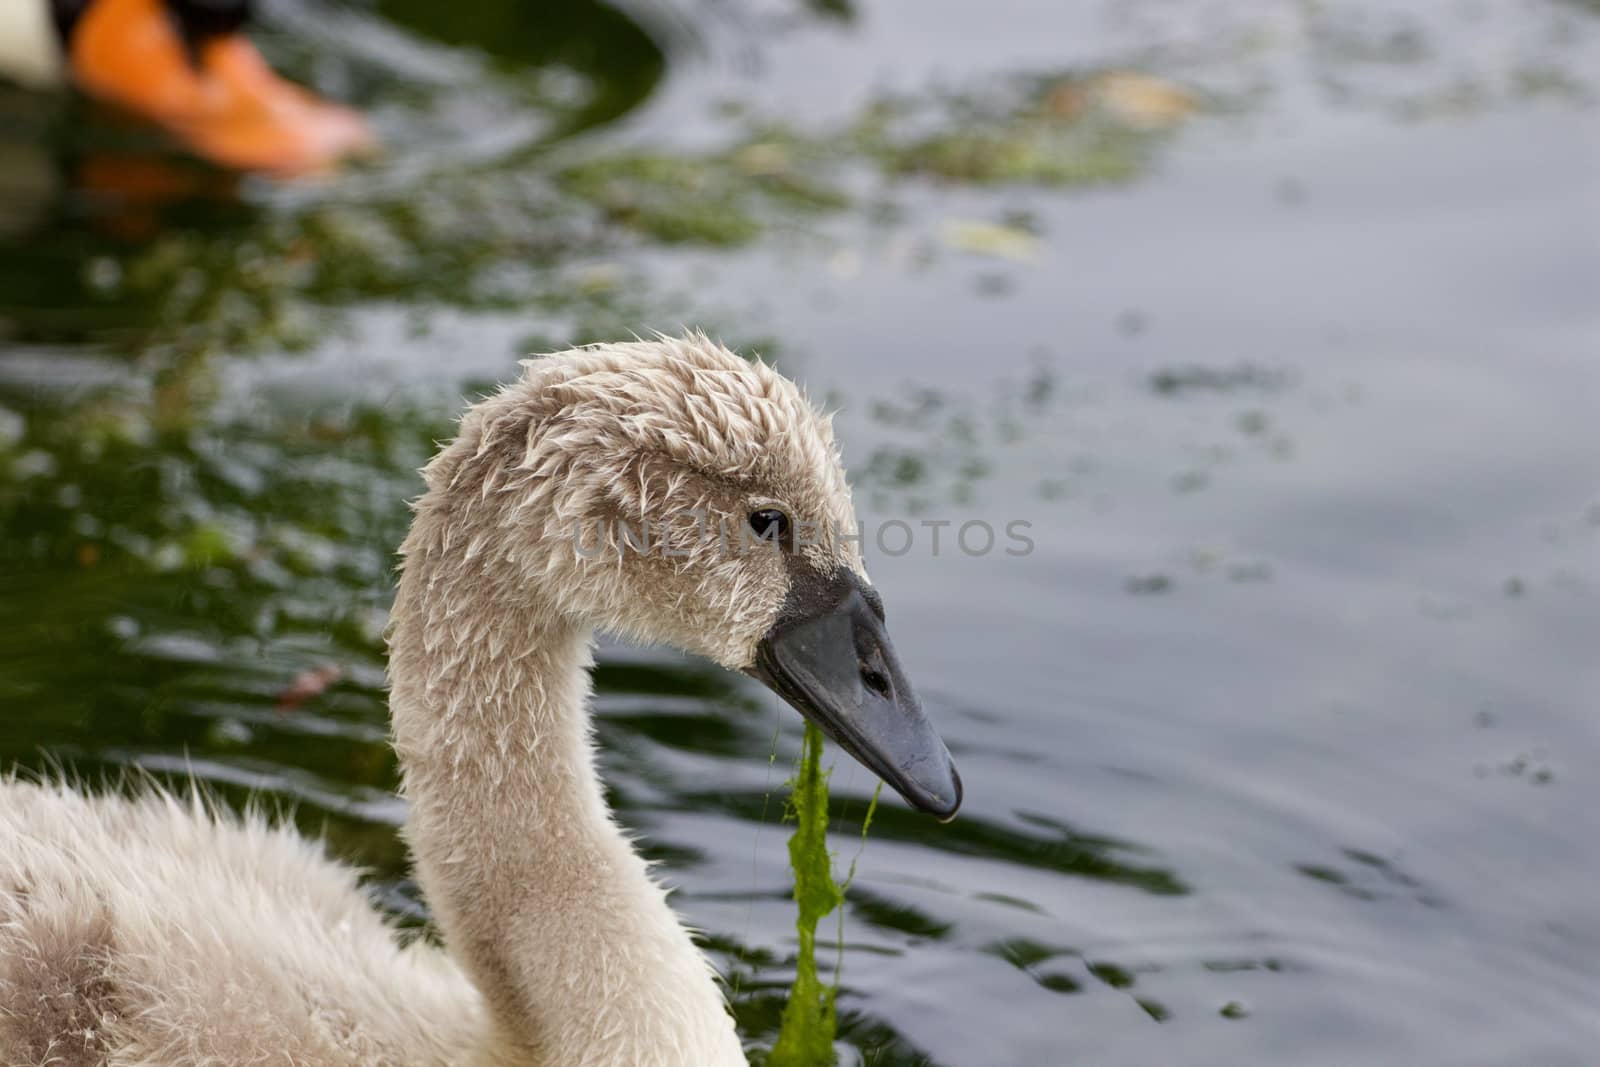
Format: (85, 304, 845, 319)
(768, 722, 843, 1066)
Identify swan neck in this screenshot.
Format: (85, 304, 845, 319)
(387, 558, 741, 1065)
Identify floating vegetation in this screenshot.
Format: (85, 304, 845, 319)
(939, 219, 1042, 261)
(1301, 2, 1598, 117)
(1, 58, 1217, 379)
(557, 135, 849, 247)
(1148, 363, 1294, 396)
(856, 71, 1199, 186)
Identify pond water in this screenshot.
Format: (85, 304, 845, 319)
(2, 1, 1597, 1064)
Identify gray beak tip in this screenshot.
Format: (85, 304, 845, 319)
(907, 756, 962, 821)
(934, 765, 963, 822)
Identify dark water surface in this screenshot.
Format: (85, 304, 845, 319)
(2, 1, 1597, 1064)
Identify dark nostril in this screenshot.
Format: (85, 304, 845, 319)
(860, 666, 891, 699)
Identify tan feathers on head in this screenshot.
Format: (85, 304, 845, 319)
(402, 332, 867, 669)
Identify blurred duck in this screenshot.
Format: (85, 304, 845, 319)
(0, 0, 370, 174)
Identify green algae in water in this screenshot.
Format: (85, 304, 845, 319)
(768, 722, 841, 1066)
(768, 723, 881, 1066)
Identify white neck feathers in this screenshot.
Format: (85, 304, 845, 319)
(388, 545, 745, 1066)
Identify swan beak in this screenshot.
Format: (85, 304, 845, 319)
(748, 569, 963, 821)
(68, 0, 373, 176)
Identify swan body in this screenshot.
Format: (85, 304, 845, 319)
(0, 335, 961, 1066)
(0, 782, 482, 1065)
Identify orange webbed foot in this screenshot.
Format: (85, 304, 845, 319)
(70, 0, 374, 176)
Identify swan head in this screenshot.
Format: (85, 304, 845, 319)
(412, 333, 961, 819)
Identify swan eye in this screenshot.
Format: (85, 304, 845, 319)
(747, 508, 791, 544)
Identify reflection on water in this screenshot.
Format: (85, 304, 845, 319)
(2, 0, 1599, 1064)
